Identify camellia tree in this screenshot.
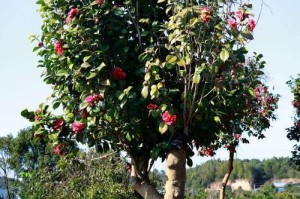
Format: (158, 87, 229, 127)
(22, 0, 279, 198)
(287, 75, 300, 168)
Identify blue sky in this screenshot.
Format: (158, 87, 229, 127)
(0, 0, 299, 167)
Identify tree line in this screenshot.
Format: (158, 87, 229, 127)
(186, 157, 300, 189)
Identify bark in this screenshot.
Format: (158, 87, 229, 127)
(164, 149, 186, 199)
(219, 151, 234, 199)
(130, 163, 163, 199)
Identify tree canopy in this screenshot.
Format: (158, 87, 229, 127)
(21, 0, 279, 198)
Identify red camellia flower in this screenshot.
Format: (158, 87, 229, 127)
(204, 148, 214, 157)
(113, 67, 126, 80)
(54, 41, 63, 56)
(66, 8, 79, 25)
(227, 18, 238, 29)
(248, 18, 256, 31)
(34, 115, 40, 121)
(94, 94, 103, 101)
(85, 95, 96, 106)
(72, 122, 85, 134)
(53, 119, 64, 130)
(97, 0, 104, 5)
(199, 6, 211, 23)
(235, 10, 249, 21)
(162, 111, 176, 125)
(53, 143, 65, 156)
(147, 103, 159, 110)
(234, 134, 241, 140)
(85, 94, 103, 106)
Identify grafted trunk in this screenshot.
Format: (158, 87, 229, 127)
(164, 149, 186, 199)
(219, 151, 234, 199)
(130, 163, 163, 199)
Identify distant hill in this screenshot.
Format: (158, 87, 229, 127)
(186, 157, 300, 191)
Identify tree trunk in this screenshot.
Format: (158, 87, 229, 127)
(164, 149, 186, 199)
(219, 151, 234, 199)
(130, 163, 163, 199)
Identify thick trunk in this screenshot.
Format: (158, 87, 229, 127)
(164, 149, 186, 199)
(130, 163, 163, 199)
(219, 151, 234, 199)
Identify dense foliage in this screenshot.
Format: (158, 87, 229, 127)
(287, 74, 300, 167)
(186, 157, 300, 189)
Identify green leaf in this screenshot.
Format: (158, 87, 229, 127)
(81, 62, 91, 69)
(241, 30, 254, 40)
(159, 122, 168, 134)
(192, 74, 200, 84)
(220, 49, 230, 62)
(157, 0, 165, 3)
(86, 72, 97, 79)
(248, 89, 255, 97)
(150, 85, 159, 99)
(166, 55, 177, 64)
(141, 86, 149, 99)
(214, 116, 221, 124)
(113, 8, 123, 16)
(126, 133, 132, 142)
(48, 133, 59, 141)
(33, 46, 40, 52)
(52, 101, 60, 110)
(177, 59, 186, 67)
(21, 109, 30, 117)
(144, 73, 151, 81)
(96, 62, 106, 72)
(80, 101, 89, 110)
(160, 104, 167, 112)
(100, 79, 110, 86)
(57, 69, 68, 76)
(215, 24, 223, 30)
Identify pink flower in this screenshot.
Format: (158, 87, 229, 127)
(162, 111, 176, 125)
(97, 0, 103, 5)
(259, 109, 265, 115)
(147, 103, 159, 110)
(35, 116, 40, 121)
(227, 18, 238, 29)
(54, 41, 63, 56)
(72, 122, 85, 134)
(113, 67, 126, 80)
(263, 86, 268, 93)
(66, 16, 72, 25)
(199, 6, 211, 23)
(235, 10, 249, 21)
(85, 95, 96, 106)
(66, 8, 79, 25)
(53, 119, 64, 130)
(234, 134, 241, 140)
(85, 94, 103, 106)
(53, 144, 65, 156)
(248, 18, 256, 31)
